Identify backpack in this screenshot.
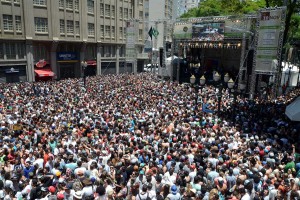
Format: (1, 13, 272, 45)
(138, 192, 151, 200)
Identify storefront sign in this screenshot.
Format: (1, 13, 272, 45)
(57, 52, 78, 61)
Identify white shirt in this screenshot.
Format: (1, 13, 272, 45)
(241, 193, 251, 200)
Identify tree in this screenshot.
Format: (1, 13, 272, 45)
(180, 0, 266, 17)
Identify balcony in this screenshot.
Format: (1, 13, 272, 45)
(137, 53, 148, 59)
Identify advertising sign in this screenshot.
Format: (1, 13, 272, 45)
(255, 8, 286, 73)
(57, 52, 78, 61)
(224, 19, 253, 37)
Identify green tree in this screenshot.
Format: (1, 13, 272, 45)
(180, 0, 266, 17)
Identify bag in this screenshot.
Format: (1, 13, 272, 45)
(138, 192, 151, 200)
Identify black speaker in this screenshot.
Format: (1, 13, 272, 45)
(247, 50, 254, 75)
(159, 48, 163, 67)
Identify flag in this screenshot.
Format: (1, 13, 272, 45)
(202, 103, 214, 113)
(152, 28, 159, 39)
(148, 27, 159, 40)
(148, 27, 153, 40)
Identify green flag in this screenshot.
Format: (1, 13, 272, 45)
(152, 28, 159, 39)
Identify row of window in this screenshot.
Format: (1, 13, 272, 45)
(1, 0, 20, 3)
(0, 43, 25, 60)
(1, 15, 144, 39)
(2, 15, 22, 32)
(59, 0, 79, 10)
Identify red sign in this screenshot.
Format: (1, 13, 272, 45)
(36, 59, 47, 68)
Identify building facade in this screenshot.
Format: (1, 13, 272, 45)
(176, 0, 200, 16)
(0, 0, 147, 83)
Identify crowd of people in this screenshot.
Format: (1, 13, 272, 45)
(0, 72, 299, 200)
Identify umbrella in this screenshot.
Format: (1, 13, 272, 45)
(285, 96, 300, 121)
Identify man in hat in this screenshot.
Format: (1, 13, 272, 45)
(167, 185, 181, 200)
(82, 178, 95, 199)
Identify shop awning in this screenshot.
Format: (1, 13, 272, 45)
(35, 69, 55, 77)
(86, 60, 97, 66)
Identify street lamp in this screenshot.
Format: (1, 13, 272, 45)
(200, 75, 206, 86)
(81, 61, 87, 88)
(190, 74, 199, 111)
(213, 71, 230, 116)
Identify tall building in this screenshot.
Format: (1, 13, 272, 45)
(0, 0, 147, 83)
(148, 0, 174, 51)
(177, 0, 200, 16)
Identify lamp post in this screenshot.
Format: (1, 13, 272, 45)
(190, 74, 200, 111)
(213, 72, 230, 116)
(81, 61, 87, 88)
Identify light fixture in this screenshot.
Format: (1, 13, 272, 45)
(213, 72, 221, 82)
(227, 78, 234, 89)
(200, 75, 206, 85)
(190, 75, 196, 84)
(224, 73, 230, 83)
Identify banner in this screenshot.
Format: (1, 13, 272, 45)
(255, 8, 286, 73)
(126, 21, 137, 62)
(173, 23, 192, 39)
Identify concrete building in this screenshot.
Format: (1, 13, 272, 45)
(148, 0, 175, 52)
(0, 0, 147, 83)
(177, 0, 200, 16)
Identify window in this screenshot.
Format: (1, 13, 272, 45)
(139, 29, 143, 39)
(139, 11, 143, 19)
(100, 3, 104, 16)
(16, 43, 25, 59)
(111, 5, 115, 18)
(59, 0, 64, 8)
(111, 26, 115, 38)
(66, 20, 74, 34)
(0, 43, 4, 59)
(66, 0, 73, 9)
(34, 17, 48, 33)
(139, 0, 143, 4)
(105, 25, 110, 37)
(3, 15, 13, 31)
(119, 27, 123, 39)
(15, 16, 21, 32)
(5, 43, 16, 59)
(124, 8, 128, 19)
(2, 0, 12, 2)
(14, 0, 20, 3)
(75, 21, 80, 35)
(100, 25, 104, 37)
(33, 0, 46, 6)
(87, 0, 94, 13)
(60, 20, 65, 34)
(74, 0, 79, 10)
(119, 7, 123, 18)
(88, 23, 94, 36)
(105, 4, 110, 17)
(129, 9, 132, 18)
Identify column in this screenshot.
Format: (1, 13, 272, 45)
(50, 41, 58, 80)
(25, 41, 34, 82)
(116, 46, 120, 75)
(96, 43, 102, 75)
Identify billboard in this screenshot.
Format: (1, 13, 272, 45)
(192, 22, 225, 41)
(224, 18, 254, 37)
(173, 23, 192, 39)
(255, 8, 286, 73)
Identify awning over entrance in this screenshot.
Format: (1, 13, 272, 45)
(35, 69, 55, 77)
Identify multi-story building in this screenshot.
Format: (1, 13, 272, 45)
(0, 0, 147, 83)
(148, 0, 174, 51)
(177, 0, 200, 16)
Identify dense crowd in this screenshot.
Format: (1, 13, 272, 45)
(0, 73, 299, 200)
